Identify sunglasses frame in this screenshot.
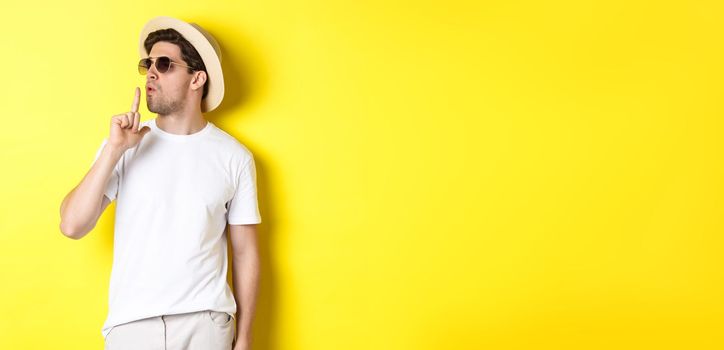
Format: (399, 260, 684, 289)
(138, 56, 195, 75)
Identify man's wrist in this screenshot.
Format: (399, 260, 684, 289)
(236, 328, 251, 340)
(103, 143, 126, 159)
(234, 332, 251, 349)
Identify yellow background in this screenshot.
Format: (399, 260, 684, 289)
(1, 0, 723, 349)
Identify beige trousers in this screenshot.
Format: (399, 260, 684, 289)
(104, 310, 236, 350)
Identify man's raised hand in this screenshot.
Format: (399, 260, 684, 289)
(109, 87, 151, 151)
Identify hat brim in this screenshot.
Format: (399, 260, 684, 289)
(139, 16, 224, 113)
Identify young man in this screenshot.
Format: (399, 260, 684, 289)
(59, 16, 261, 350)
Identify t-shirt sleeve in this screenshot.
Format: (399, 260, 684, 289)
(226, 155, 262, 225)
(91, 138, 121, 201)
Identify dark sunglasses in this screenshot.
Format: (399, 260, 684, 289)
(138, 56, 194, 75)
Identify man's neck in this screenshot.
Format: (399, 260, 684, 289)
(155, 109, 207, 135)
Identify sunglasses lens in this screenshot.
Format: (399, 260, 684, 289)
(138, 58, 151, 75)
(157, 57, 171, 73)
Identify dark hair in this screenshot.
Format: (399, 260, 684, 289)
(144, 28, 209, 100)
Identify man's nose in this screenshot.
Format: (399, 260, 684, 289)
(147, 63, 159, 80)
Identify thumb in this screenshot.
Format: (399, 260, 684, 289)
(138, 126, 151, 137)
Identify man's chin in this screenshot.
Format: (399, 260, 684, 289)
(147, 104, 161, 114)
(147, 99, 179, 115)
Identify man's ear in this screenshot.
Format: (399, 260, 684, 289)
(191, 71, 207, 92)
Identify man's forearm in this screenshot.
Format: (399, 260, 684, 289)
(231, 248, 260, 343)
(59, 143, 124, 239)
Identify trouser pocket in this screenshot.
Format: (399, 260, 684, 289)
(207, 310, 235, 349)
(207, 310, 233, 326)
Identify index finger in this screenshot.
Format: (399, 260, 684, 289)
(131, 86, 140, 113)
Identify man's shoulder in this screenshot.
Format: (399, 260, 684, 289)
(208, 123, 255, 159)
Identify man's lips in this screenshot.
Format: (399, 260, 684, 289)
(146, 85, 156, 93)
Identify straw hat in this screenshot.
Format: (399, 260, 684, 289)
(139, 16, 224, 113)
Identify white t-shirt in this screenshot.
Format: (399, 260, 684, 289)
(91, 118, 261, 339)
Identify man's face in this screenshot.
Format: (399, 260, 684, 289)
(145, 42, 193, 115)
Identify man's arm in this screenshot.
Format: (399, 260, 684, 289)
(229, 223, 260, 349)
(60, 87, 151, 240)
